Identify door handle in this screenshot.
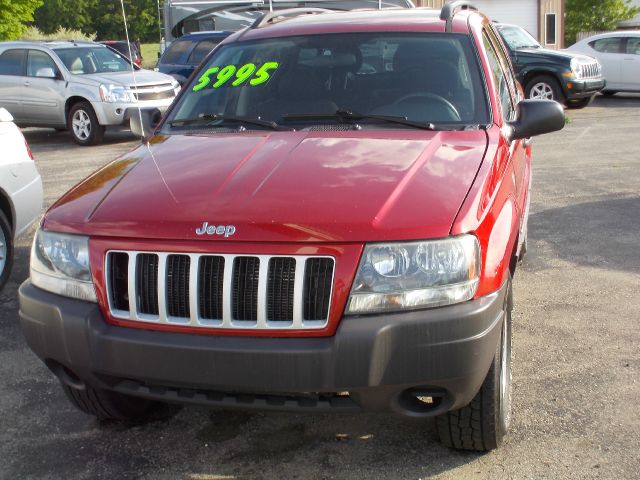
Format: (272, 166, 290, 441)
(24, 81, 30, 87)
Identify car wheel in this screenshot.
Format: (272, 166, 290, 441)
(601, 91, 618, 96)
(0, 210, 13, 291)
(566, 96, 594, 109)
(525, 75, 564, 103)
(436, 276, 513, 451)
(62, 383, 157, 420)
(68, 102, 105, 146)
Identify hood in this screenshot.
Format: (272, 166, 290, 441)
(516, 47, 596, 64)
(44, 130, 488, 243)
(72, 69, 176, 87)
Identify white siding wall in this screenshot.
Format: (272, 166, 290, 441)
(472, 0, 539, 37)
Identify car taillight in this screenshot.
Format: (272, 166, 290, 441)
(24, 139, 34, 160)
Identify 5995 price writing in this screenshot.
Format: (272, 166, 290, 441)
(192, 62, 280, 92)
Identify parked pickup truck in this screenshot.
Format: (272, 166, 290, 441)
(19, 3, 565, 451)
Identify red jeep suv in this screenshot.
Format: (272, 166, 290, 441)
(19, 2, 564, 451)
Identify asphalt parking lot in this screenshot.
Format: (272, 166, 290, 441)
(1, 94, 639, 480)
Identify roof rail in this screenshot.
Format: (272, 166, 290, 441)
(440, 1, 477, 33)
(251, 7, 334, 29)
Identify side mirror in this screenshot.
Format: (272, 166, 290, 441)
(506, 99, 565, 141)
(130, 108, 162, 139)
(35, 67, 57, 79)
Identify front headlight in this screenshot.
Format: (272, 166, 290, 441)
(570, 58, 583, 80)
(346, 235, 480, 314)
(30, 229, 97, 302)
(99, 84, 131, 103)
(171, 79, 181, 95)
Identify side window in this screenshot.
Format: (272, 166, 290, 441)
(27, 50, 58, 77)
(161, 39, 191, 64)
(483, 32, 515, 121)
(187, 40, 219, 65)
(626, 37, 640, 55)
(0, 49, 26, 76)
(589, 38, 623, 54)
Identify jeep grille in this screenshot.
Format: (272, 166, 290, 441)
(579, 62, 601, 79)
(106, 251, 335, 330)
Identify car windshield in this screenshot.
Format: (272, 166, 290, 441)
(166, 32, 490, 131)
(498, 25, 541, 50)
(55, 46, 133, 74)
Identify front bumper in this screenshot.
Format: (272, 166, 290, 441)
(19, 280, 506, 417)
(91, 98, 174, 126)
(564, 77, 606, 99)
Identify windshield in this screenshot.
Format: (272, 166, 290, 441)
(166, 32, 490, 131)
(498, 25, 541, 50)
(55, 47, 133, 75)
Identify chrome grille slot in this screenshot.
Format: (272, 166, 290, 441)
(105, 251, 335, 330)
(166, 255, 190, 318)
(137, 253, 159, 315)
(232, 257, 259, 321)
(198, 256, 224, 320)
(267, 257, 296, 321)
(108, 252, 129, 311)
(128, 83, 175, 101)
(304, 258, 334, 321)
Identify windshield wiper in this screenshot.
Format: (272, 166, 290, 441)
(169, 114, 289, 131)
(282, 110, 436, 131)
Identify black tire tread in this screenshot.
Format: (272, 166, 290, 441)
(436, 278, 512, 452)
(62, 384, 154, 420)
(0, 210, 13, 291)
(68, 101, 105, 146)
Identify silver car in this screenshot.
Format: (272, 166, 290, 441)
(0, 41, 180, 145)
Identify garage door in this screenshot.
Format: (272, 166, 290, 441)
(472, 0, 538, 39)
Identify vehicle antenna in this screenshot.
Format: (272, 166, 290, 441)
(119, 0, 145, 140)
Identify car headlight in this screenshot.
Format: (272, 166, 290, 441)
(570, 58, 583, 80)
(171, 79, 181, 95)
(99, 84, 131, 103)
(346, 235, 480, 314)
(30, 229, 96, 302)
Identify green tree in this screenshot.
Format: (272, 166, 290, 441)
(0, 0, 43, 40)
(33, 0, 96, 35)
(565, 0, 640, 45)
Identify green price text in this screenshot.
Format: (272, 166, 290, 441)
(192, 62, 280, 92)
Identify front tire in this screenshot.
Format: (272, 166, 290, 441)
(566, 96, 594, 109)
(525, 75, 564, 103)
(436, 277, 513, 451)
(0, 210, 13, 291)
(62, 384, 157, 420)
(68, 102, 105, 146)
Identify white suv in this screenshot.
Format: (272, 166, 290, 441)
(0, 41, 180, 145)
(0, 107, 43, 290)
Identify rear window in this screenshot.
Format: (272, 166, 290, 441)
(161, 39, 192, 64)
(589, 38, 623, 53)
(168, 32, 490, 129)
(0, 49, 25, 76)
(187, 40, 220, 65)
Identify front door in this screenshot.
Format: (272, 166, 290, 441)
(21, 49, 67, 125)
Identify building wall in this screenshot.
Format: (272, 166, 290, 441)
(413, 0, 565, 49)
(539, 0, 564, 49)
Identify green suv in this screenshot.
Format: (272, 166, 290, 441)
(496, 23, 605, 109)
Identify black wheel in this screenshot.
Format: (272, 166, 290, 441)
(525, 75, 564, 103)
(436, 276, 513, 452)
(566, 96, 594, 109)
(0, 210, 13, 291)
(62, 384, 157, 420)
(68, 102, 105, 146)
(601, 91, 618, 97)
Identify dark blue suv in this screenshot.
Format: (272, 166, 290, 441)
(155, 31, 231, 84)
